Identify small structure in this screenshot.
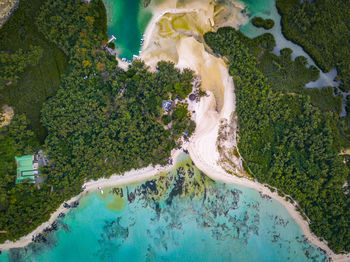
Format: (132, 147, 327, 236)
(162, 101, 174, 112)
(105, 47, 118, 57)
(15, 155, 38, 184)
(106, 35, 116, 45)
(15, 152, 47, 184)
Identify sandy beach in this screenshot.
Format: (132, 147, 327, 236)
(0, 0, 18, 28)
(1, 3, 349, 261)
(140, 5, 350, 261)
(0, 149, 183, 250)
(185, 88, 350, 262)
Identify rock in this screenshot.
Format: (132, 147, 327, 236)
(63, 203, 70, 208)
(189, 93, 196, 101)
(71, 201, 79, 208)
(43, 221, 59, 233)
(51, 221, 58, 230)
(32, 233, 47, 243)
(128, 192, 135, 203)
(58, 212, 65, 219)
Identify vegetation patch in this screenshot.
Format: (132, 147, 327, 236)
(205, 27, 350, 253)
(0, 0, 195, 243)
(0, 0, 69, 142)
(251, 17, 275, 30)
(276, 0, 350, 93)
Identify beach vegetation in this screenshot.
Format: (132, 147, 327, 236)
(233, 30, 344, 117)
(0, 0, 69, 142)
(0, 0, 195, 243)
(204, 27, 350, 253)
(251, 17, 275, 30)
(276, 0, 350, 93)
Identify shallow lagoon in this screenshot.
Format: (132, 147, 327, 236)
(103, 0, 152, 60)
(1, 155, 327, 262)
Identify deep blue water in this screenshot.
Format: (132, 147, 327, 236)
(0, 155, 327, 262)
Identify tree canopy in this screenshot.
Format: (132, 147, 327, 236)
(204, 27, 350, 253)
(251, 17, 275, 30)
(0, 0, 195, 243)
(276, 0, 350, 93)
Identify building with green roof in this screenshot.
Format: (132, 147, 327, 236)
(15, 155, 38, 184)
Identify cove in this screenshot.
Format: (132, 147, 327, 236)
(0, 155, 327, 262)
(102, 0, 152, 60)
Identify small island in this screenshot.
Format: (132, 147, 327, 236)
(252, 16, 275, 30)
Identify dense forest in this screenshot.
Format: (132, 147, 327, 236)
(236, 31, 344, 116)
(0, 0, 194, 242)
(204, 27, 350, 253)
(0, 0, 68, 142)
(251, 17, 274, 30)
(276, 0, 350, 93)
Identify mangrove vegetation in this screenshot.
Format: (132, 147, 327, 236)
(204, 27, 350, 253)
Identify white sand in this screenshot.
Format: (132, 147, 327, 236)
(186, 88, 350, 262)
(0, 149, 182, 250)
(0, 0, 18, 28)
(0, 104, 14, 127)
(1, 3, 349, 261)
(140, 5, 350, 261)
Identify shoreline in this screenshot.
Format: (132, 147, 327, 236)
(188, 136, 350, 262)
(1, 5, 349, 262)
(137, 6, 350, 260)
(0, 150, 182, 251)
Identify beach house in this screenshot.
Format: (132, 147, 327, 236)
(162, 100, 174, 112)
(15, 153, 45, 184)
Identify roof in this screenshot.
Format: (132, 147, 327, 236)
(15, 155, 35, 184)
(162, 101, 173, 111)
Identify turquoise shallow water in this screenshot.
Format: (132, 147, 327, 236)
(0, 2, 333, 261)
(102, 0, 152, 60)
(0, 155, 327, 262)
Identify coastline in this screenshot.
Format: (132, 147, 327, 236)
(0, 149, 183, 251)
(1, 5, 349, 262)
(184, 67, 350, 262)
(139, 5, 350, 260)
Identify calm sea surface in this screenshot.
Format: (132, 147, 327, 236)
(0, 154, 327, 262)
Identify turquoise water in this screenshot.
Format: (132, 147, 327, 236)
(0, 155, 327, 261)
(102, 0, 152, 60)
